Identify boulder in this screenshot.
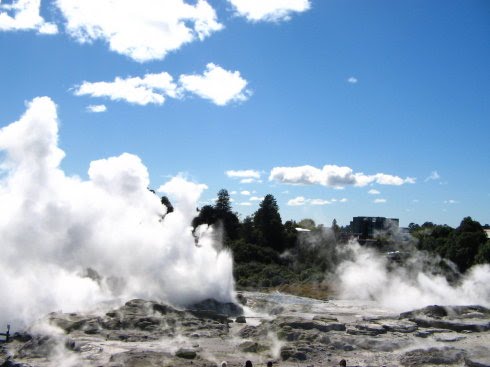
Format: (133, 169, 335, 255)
(400, 347, 466, 366)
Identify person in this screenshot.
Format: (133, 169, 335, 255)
(245, 361, 253, 367)
(267, 362, 273, 367)
(221, 362, 227, 367)
(339, 359, 347, 367)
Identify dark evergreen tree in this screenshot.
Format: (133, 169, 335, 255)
(192, 189, 239, 242)
(253, 194, 285, 252)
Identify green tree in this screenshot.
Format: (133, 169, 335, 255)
(253, 194, 285, 252)
(215, 189, 232, 213)
(192, 189, 239, 242)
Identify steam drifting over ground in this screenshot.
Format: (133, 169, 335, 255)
(0, 97, 235, 328)
(335, 241, 490, 311)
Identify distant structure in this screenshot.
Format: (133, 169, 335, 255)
(350, 216, 399, 241)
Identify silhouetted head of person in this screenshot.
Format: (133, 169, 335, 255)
(339, 360, 347, 367)
(245, 361, 253, 367)
(221, 362, 227, 367)
(267, 362, 273, 367)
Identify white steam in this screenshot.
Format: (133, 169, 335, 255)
(0, 97, 235, 328)
(336, 242, 490, 311)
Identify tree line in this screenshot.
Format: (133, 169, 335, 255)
(158, 189, 490, 288)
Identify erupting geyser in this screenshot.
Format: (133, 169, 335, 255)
(0, 97, 235, 329)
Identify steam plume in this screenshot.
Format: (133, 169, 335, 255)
(0, 97, 235, 328)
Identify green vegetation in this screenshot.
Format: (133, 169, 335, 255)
(409, 217, 490, 272)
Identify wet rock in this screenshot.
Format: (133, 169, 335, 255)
(238, 341, 268, 353)
(381, 320, 418, 333)
(175, 348, 197, 359)
(277, 317, 346, 333)
(108, 350, 172, 366)
(235, 316, 246, 323)
(399, 347, 466, 366)
(187, 298, 243, 317)
(409, 317, 490, 332)
(346, 323, 387, 336)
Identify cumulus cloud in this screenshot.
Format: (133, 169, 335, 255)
(374, 198, 387, 204)
(227, 0, 311, 22)
(240, 178, 262, 184)
(86, 104, 107, 113)
(0, 97, 235, 328)
(287, 196, 306, 206)
(347, 76, 358, 84)
(55, 0, 222, 62)
(240, 190, 251, 196)
(270, 164, 415, 188)
(0, 0, 58, 34)
(238, 202, 252, 206)
(74, 72, 178, 106)
(225, 169, 260, 179)
(179, 63, 250, 106)
(74, 64, 250, 107)
(287, 197, 333, 206)
(368, 189, 380, 195)
(425, 171, 441, 182)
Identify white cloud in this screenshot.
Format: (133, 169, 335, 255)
(179, 63, 250, 106)
(374, 198, 387, 204)
(240, 190, 251, 196)
(250, 196, 264, 201)
(225, 169, 260, 179)
(309, 199, 331, 206)
(269, 164, 415, 188)
(75, 65, 251, 107)
(339, 198, 348, 203)
(228, 0, 311, 22)
(287, 196, 306, 206)
(287, 197, 333, 206)
(0, 0, 58, 34)
(238, 202, 252, 206)
(368, 189, 380, 195)
(425, 171, 441, 182)
(74, 72, 178, 106)
(240, 178, 262, 184)
(347, 76, 358, 84)
(444, 199, 458, 204)
(86, 104, 107, 113)
(56, 0, 222, 62)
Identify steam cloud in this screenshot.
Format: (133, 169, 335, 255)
(0, 97, 235, 328)
(336, 242, 490, 311)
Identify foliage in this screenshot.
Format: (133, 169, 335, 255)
(192, 189, 240, 242)
(253, 194, 286, 252)
(412, 216, 488, 273)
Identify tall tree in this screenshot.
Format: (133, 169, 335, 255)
(215, 189, 232, 213)
(254, 194, 285, 252)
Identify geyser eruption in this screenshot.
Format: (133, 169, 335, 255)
(0, 97, 235, 329)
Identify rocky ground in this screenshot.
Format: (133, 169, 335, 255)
(1, 292, 489, 367)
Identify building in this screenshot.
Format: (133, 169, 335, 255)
(350, 216, 399, 240)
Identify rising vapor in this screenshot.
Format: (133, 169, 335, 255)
(0, 97, 235, 328)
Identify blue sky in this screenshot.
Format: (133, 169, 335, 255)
(1, 0, 489, 227)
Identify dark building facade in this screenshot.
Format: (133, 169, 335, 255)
(350, 216, 399, 240)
